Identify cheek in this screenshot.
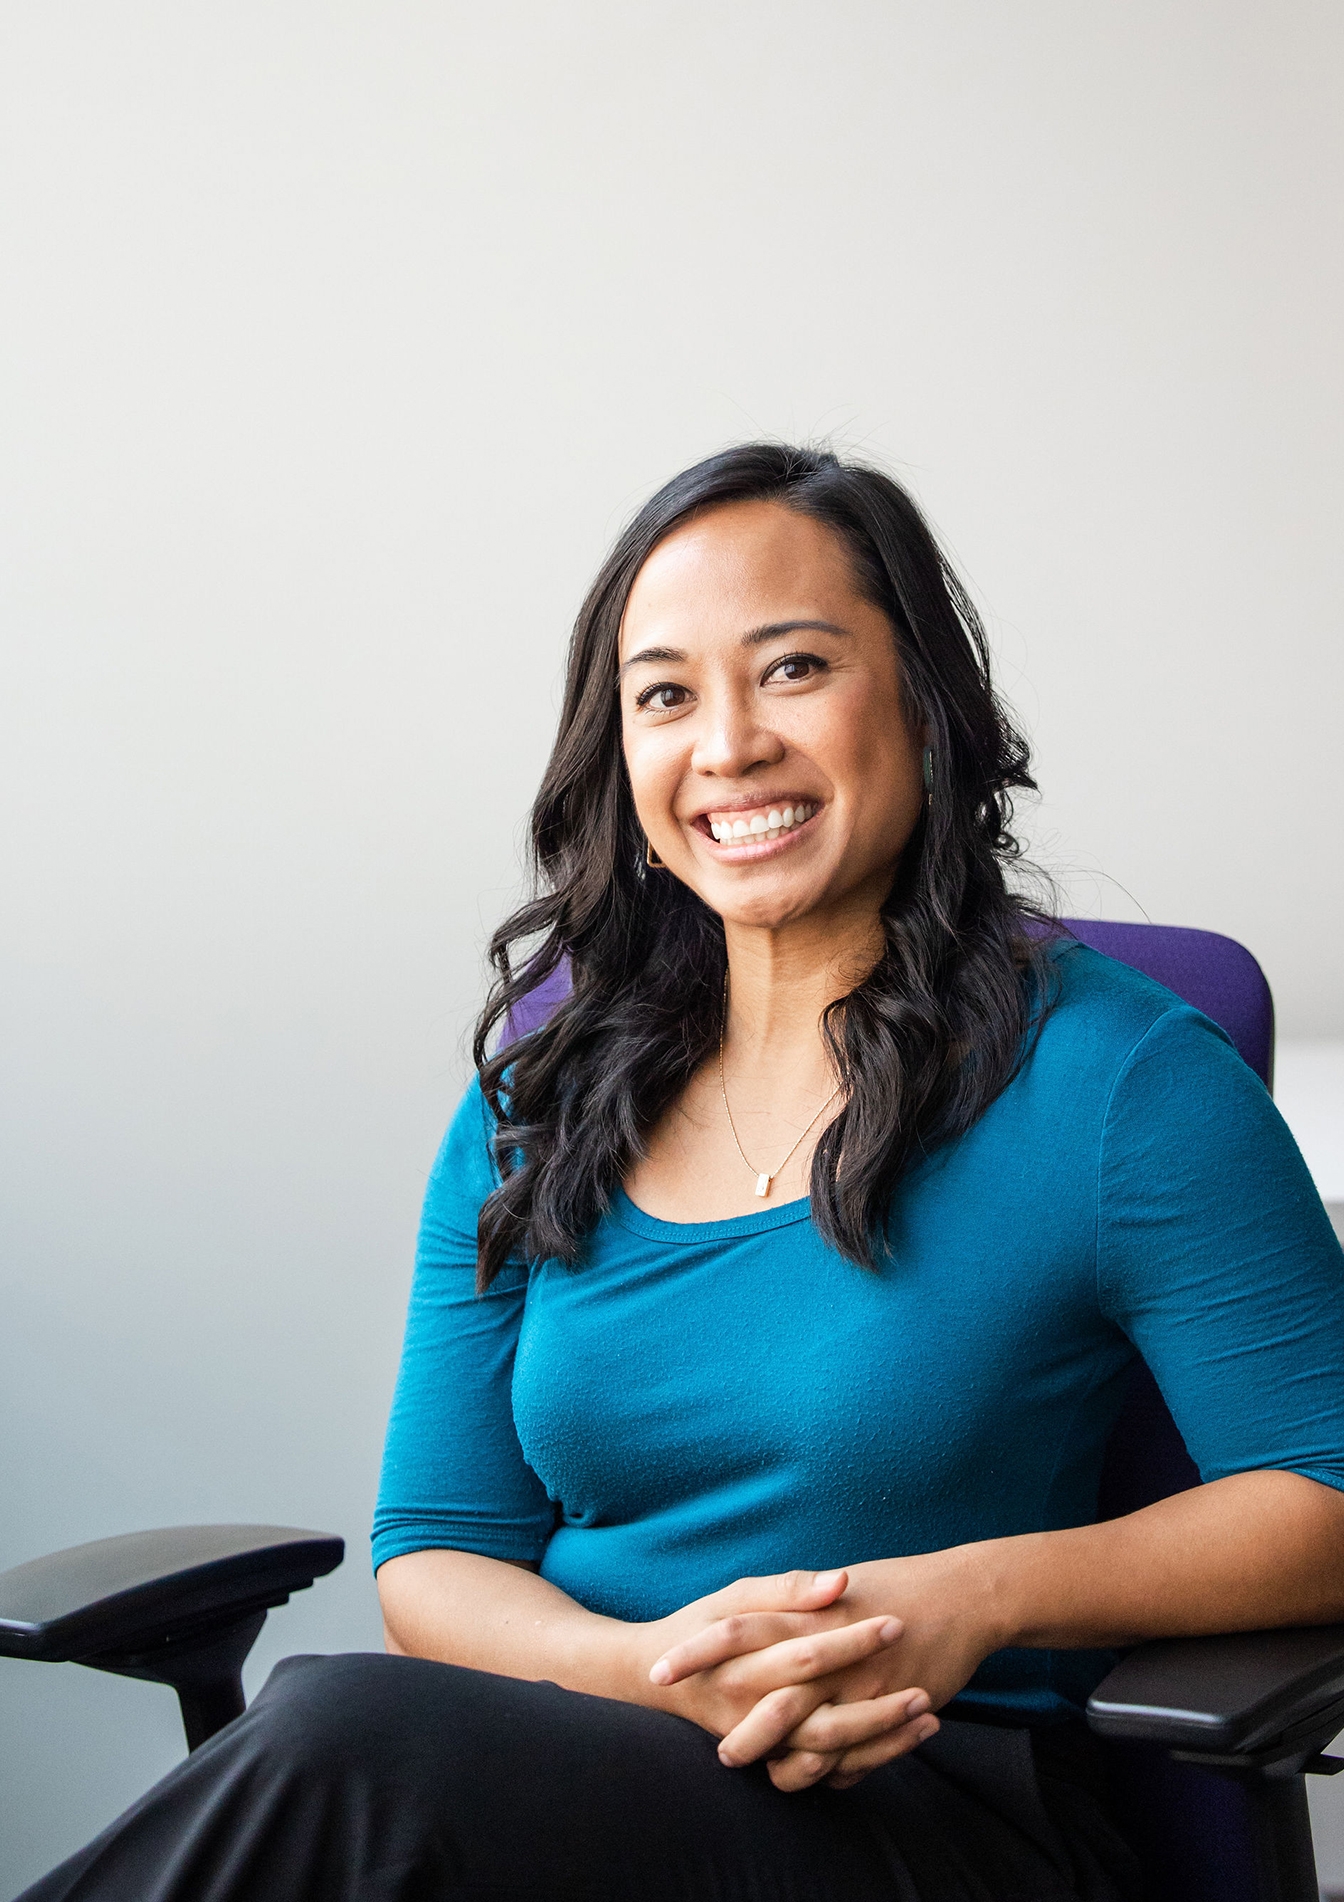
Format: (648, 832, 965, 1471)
(858, 723, 919, 802)
(621, 721, 680, 821)
(798, 682, 912, 802)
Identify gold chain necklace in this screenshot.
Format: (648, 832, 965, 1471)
(717, 979, 844, 1198)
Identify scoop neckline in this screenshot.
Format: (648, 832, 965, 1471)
(610, 1187, 813, 1244)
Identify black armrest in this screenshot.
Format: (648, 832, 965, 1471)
(0, 1524, 344, 1663)
(0, 1524, 344, 1749)
(1087, 1625, 1344, 1765)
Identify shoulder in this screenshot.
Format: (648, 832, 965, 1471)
(1021, 939, 1258, 1134)
(428, 1073, 497, 1169)
(421, 1075, 503, 1224)
(1039, 937, 1239, 1073)
(1021, 943, 1308, 1238)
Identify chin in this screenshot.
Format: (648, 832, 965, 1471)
(707, 878, 831, 932)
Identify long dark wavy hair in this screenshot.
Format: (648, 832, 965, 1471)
(471, 443, 1055, 1289)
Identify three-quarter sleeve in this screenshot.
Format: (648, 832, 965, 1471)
(1097, 1006, 1344, 1493)
(371, 1080, 556, 1572)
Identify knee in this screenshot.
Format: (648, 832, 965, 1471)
(239, 1652, 450, 1783)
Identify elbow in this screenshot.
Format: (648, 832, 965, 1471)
(375, 1551, 416, 1654)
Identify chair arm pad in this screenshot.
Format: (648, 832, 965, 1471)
(0, 1525, 344, 1663)
(1086, 1625, 1344, 1757)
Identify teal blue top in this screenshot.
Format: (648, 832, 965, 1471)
(372, 945, 1344, 1718)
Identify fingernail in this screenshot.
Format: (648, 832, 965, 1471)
(919, 1717, 939, 1740)
(813, 1569, 844, 1591)
(906, 1691, 930, 1715)
(717, 1746, 739, 1767)
(878, 1618, 901, 1642)
(648, 1660, 672, 1685)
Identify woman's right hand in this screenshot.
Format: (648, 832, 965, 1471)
(633, 1569, 935, 1774)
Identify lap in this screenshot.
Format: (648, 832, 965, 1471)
(22, 1653, 1140, 1902)
(248, 1652, 902, 1899)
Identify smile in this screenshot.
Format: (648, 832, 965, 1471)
(698, 801, 821, 849)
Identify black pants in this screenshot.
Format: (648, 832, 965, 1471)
(20, 1654, 1142, 1902)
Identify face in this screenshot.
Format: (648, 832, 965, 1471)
(618, 499, 926, 935)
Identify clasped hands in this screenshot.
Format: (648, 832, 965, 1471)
(638, 1558, 991, 1793)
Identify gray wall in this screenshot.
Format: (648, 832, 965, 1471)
(2, 3, 1342, 1893)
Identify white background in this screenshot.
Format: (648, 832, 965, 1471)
(1, 3, 1341, 1893)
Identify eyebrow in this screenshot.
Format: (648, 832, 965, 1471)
(618, 620, 852, 679)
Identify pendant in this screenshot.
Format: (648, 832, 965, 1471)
(755, 1173, 771, 1198)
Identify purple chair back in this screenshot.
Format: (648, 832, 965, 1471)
(503, 921, 1279, 1901)
(503, 961, 573, 1047)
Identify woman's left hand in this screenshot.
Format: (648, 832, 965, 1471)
(650, 1548, 1002, 1791)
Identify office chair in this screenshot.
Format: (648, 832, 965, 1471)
(2, 921, 1341, 1902)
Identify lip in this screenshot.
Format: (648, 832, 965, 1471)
(688, 793, 820, 820)
(689, 802, 824, 862)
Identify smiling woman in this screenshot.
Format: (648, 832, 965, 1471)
(22, 448, 1344, 1902)
(473, 446, 1051, 1271)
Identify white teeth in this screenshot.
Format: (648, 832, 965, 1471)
(708, 802, 820, 844)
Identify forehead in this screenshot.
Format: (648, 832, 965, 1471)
(618, 500, 865, 658)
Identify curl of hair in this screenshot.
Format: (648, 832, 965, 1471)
(472, 443, 1056, 1289)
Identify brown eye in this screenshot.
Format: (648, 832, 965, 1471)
(766, 653, 826, 685)
(637, 682, 690, 711)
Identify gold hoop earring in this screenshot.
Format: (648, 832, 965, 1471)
(645, 837, 666, 869)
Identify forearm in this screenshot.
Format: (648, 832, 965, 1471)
(377, 1547, 649, 1702)
(932, 1470, 1344, 1653)
(377, 1549, 895, 1763)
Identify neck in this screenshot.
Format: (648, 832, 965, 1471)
(721, 889, 886, 1071)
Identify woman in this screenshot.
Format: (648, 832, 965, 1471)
(26, 445, 1344, 1901)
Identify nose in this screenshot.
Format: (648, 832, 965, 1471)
(690, 681, 786, 780)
